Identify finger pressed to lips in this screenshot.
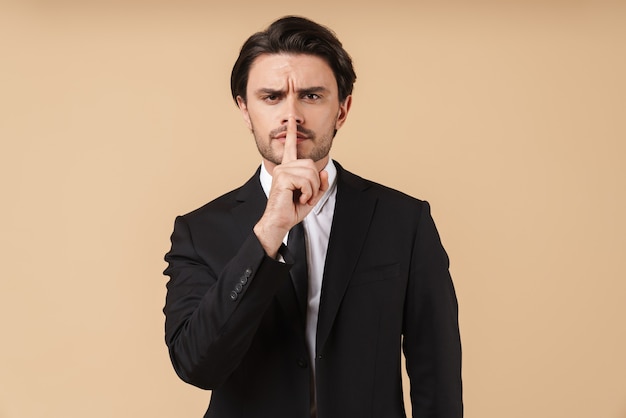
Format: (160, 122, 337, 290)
(281, 117, 298, 164)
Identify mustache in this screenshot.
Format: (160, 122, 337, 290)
(270, 125, 316, 139)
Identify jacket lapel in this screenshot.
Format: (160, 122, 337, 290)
(316, 164, 377, 355)
(230, 167, 266, 240)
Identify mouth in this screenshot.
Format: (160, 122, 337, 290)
(273, 134, 309, 142)
(271, 125, 315, 142)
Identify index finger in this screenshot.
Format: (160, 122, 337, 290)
(282, 117, 298, 164)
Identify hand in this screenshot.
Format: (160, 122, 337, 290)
(253, 118, 329, 257)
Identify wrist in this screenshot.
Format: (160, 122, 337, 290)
(253, 220, 288, 259)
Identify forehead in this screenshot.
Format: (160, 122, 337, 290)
(247, 53, 337, 90)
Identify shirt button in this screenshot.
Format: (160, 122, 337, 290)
(229, 291, 238, 301)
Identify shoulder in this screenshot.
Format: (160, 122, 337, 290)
(335, 162, 428, 208)
(180, 168, 263, 221)
(183, 188, 240, 218)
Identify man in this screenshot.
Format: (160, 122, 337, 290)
(163, 16, 462, 418)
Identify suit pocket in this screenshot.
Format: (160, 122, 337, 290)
(349, 262, 400, 287)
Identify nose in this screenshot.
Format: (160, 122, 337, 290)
(281, 96, 304, 125)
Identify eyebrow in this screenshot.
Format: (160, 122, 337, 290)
(254, 86, 330, 96)
(298, 86, 329, 95)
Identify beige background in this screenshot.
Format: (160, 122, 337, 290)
(1, 0, 625, 417)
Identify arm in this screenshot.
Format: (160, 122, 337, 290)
(403, 202, 463, 417)
(164, 217, 291, 389)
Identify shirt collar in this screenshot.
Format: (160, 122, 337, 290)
(259, 158, 338, 216)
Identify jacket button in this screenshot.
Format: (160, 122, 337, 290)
(234, 283, 243, 293)
(229, 291, 238, 301)
(239, 275, 248, 285)
(297, 358, 308, 368)
(244, 267, 253, 278)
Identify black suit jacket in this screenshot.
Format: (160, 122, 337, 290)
(164, 162, 462, 418)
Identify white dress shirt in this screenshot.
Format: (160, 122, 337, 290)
(259, 158, 338, 383)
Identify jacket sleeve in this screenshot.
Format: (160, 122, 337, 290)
(403, 201, 463, 417)
(163, 215, 292, 389)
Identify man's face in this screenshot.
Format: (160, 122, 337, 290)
(237, 53, 351, 173)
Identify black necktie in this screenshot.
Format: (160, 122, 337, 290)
(288, 222, 308, 318)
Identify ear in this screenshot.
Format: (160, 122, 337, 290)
(236, 96, 253, 131)
(335, 95, 352, 130)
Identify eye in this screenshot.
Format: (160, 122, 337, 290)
(304, 93, 320, 100)
(263, 95, 279, 103)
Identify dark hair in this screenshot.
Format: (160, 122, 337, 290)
(231, 16, 356, 105)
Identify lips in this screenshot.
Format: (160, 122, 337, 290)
(274, 133, 309, 140)
(270, 125, 315, 141)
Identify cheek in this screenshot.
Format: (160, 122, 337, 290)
(249, 115, 276, 142)
(248, 107, 277, 129)
(247, 111, 265, 131)
(309, 106, 338, 124)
